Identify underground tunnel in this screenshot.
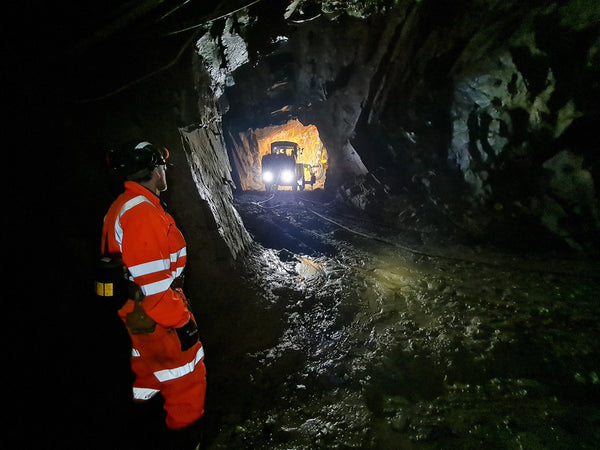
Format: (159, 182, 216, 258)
(11, 0, 600, 448)
(230, 119, 329, 191)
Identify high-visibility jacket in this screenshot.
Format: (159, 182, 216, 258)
(102, 181, 190, 328)
(102, 181, 206, 429)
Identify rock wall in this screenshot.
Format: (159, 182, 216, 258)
(369, 0, 600, 251)
(195, 2, 395, 185)
(179, 122, 252, 260)
(191, 0, 600, 252)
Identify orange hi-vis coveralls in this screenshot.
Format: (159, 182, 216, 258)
(102, 181, 206, 429)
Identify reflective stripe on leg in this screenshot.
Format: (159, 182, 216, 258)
(153, 346, 205, 382)
(133, 387, 161, 400)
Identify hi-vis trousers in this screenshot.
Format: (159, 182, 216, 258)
(129, 324, 206, 429)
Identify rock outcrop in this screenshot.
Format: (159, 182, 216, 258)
(179, 121, 252, 260)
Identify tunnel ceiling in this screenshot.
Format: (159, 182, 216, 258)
(36, 0, 256, 101)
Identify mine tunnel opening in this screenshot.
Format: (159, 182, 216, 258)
(227, 119, 329, 192)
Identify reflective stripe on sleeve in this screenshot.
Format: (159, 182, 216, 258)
(170, 247, 186, 263)
(129, 258, 171, 278)
(141, 277, 174, 296)
(170, 247, 186, 279)
(122, 246, 186, 298)
(114, 195, 155, 252)
(153, 346, 205, 382)
(133, 387, 160, 400)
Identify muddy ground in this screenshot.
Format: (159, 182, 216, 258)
(188, 190, 600, 449)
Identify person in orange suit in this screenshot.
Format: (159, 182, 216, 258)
(101, 141, 206, 445)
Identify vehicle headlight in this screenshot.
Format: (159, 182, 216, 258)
(262, 171, 274, 183)
(281, 169, 294, 183)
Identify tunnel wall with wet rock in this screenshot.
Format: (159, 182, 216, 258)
(191, 0, 600, 253)
(179, 121, 252, 260)
(350, 0, 600, 252)
(441, 7, 600, 252)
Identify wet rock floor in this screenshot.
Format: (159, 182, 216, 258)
(201, 191, 600, 449)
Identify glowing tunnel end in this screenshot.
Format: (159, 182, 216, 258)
(234, 119, 329, 191)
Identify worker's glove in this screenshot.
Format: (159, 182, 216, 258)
(176, 317, 199, 352)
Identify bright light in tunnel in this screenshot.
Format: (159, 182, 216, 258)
(231, 119, 329, 191)
(281, 169, 294, 183)
(262, 171, 274, 183)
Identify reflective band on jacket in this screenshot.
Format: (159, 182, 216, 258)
(170, 248, 187, 278)
(102, 181, 190, 328)
(154, 346, 204, 382)
(170, 247, 187, 264)
(114, 195, 154, 253)
(133, 387, 160, 400)
(127, 248, 187, 296)
(140, 277, 173, 297)
(128, 258, 171, 278)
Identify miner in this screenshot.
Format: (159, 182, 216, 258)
(99, 141, 206, 448)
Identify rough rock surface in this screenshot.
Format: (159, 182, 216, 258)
(179, 122, 252, 259)
(193, 0, 600, 253)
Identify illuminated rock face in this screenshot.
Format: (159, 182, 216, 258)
(232, 119, 328, 191)
(179, 122, 252, 259)
(194, 1, 600, 252)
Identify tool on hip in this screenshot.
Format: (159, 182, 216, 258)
(126, 286, 157, 335)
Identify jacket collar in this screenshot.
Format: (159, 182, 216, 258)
(124, 181, 162, 209)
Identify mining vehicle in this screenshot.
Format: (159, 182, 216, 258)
(261, 141, 306, 191)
